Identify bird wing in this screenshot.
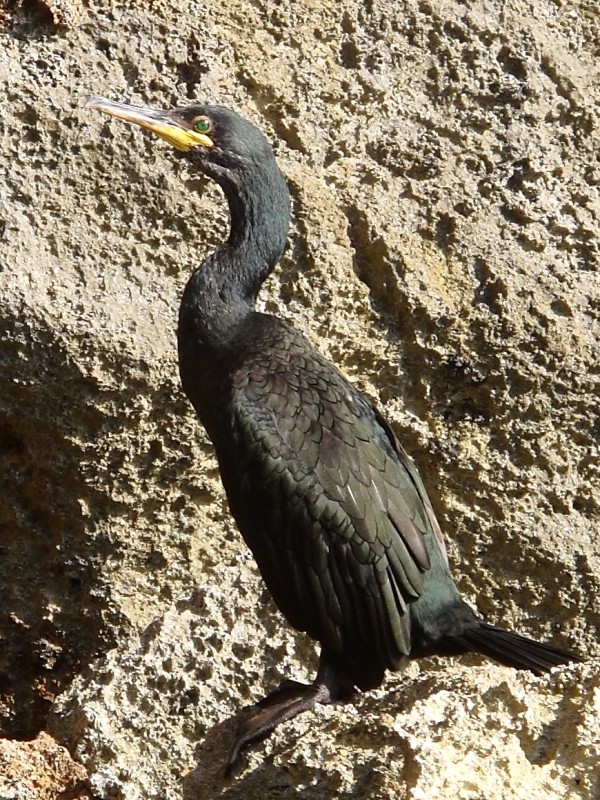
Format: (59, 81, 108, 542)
(219, 334, 443, 687)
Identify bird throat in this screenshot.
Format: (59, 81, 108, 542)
(178, 156, 291, 354)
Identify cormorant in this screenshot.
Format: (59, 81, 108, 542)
(86, 96, 580, 772)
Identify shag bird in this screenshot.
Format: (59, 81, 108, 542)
(86, 96, 580, 771)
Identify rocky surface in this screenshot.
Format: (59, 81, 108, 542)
(0, 0, 598, 798)
(0, 732, 90, 800)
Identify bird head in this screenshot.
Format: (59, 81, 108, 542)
(85, 96, 275, 181)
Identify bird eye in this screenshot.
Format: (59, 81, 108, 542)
(193, 116, 212, 134)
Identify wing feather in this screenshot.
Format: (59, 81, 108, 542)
(215, 331, 444, 688)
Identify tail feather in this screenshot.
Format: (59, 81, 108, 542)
(453, 622, 581, 675)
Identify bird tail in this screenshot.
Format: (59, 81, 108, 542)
(452, 622, 581, 675)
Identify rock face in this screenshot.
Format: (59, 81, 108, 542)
(0, 733, 90, 800)
(0, 0, 598, 798)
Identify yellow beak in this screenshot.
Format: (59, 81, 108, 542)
(85, 96, 214, 151)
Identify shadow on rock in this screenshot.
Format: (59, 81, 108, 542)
(0, 311, 125, 737)
(183, 705, 373, 799)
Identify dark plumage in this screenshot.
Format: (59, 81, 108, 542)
(86, 97, 580, 771)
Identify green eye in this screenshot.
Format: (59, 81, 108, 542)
(193, 117, 212, 134)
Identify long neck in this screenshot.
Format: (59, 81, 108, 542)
(179, 158, 290, 351)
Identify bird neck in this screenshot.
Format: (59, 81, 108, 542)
(179, 158, 290, 351)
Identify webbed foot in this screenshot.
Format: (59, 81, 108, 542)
(225, 652, 355, 775)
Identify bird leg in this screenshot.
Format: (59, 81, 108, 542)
(226, 651, 354, 774)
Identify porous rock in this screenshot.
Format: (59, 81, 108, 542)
(0, 0, 598, 798)
(0, 732, 90, 800)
